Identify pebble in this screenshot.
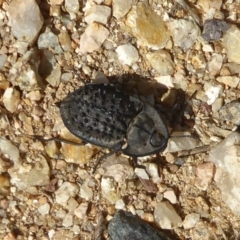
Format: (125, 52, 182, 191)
(38, 203, 50, 215)
(217, 101, 240, 125)
(46, 66, 61, 87)
(101, 177, 120, 204)
(164, 132, 200, 153)
(62, 214, 73, 227)
(0, 139, 19, 164)
(115, 199, 125, 210)
(60, 143, 94, 165)
(3, 88, 20, 113)
(209, 132, 240, 216)
(84, 5, 111, 25)
(112, 0, 133, 19)
(58, 31, 72, 52)
(55, 182, 79, 207)
(203, 82, 223, 105)
(38, 31, 62, 54)
(9, 50, 44, 91)
(116, 44, 139, 66)
(108, 210, 172, 240)
(0, 54, 7, 69)
(211, 97, 223, 113)
(8, 155, 50, 190)
(222, 25, 240, 64)
(163, 189, 177, 204)
(216, 76, 240, 88)
(124, 2, 170, 49)
(0, 175, 10, 196)
(61, 72, 73, 82)
(146, 50, 175, 75)
(182, 213, 200, 229)
(168, 19, 200, 51)
(155, 76, 174, 88)
(8, 0, 43, 44)
(79, 22, 109, 54)
(80, 179, 93, 200)
(195, 162, 214, 190)
(74, 202, 88, 219)
(146, 163, 160, 183)
(202, 19, 229, 42)
(65, 0, 79, 13)
(154, 201, 182, 229)
(207, 54, 223, 75)
(135, 168, 149, 180)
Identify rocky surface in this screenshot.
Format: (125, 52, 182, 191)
(1, 0, 240, 239)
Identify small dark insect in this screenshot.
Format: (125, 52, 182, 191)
(58, 83, 185, 171)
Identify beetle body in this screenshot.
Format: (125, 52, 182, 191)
(60, 84, 169, 157)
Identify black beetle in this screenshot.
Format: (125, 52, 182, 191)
(59, 83, 181, 161)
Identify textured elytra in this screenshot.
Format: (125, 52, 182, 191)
(60, 83, 169, 157)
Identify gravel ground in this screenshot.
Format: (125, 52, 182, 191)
(1, 0, 240, 239)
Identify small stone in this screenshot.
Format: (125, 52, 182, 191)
(8, 155, 50, 190)
(223, 25, 240, 64)
(84, 5, 111, 25)
(0, 139, 19, 164)
(38, 203, 50, 215)
(62, 214, 73, 227)
(182, 213, 200, 229)
(80, 179, 93, 200)
(74, 202, 88, 219)
(124, 2, 170, 49)
(45, 141, 59, 159)
(38, 31, 62, 54)
(8, 0, 44, 44)
(212, 97, 223, 113)
(112, 0, 133, 19)
(135, 168, 149, 180)
(168, 19, 200, 51)
(202, 19, 229, 41)
(164, 132, 200, 153)
(61, 72, 73, 82)
(65, 0, 79, 13)
(55, 182, 79, 206)
(216, 76, 240, 88)
(61, 143, 94, 165)
(204, 82, 223, 105)
(209, 132, 240, 216)
(0, 175, 10, 196)
(146, 50, 175, 75)
(116, 44, 139, 66)
(155, 76, 174, 88)
(218, 101, 240, 125)
(154, 201, 182, 229)
(163, 189, 177, 204)
(108, 210, 172, 240)
(146, 163, 160, 183)
(195, 162, 214, 190)
(115, 199, 125, 210)
(101, 177, 120, 204)
(79, 22, 109, 54)
(46, 66, 61, 87)
(0, 54, 7, 69)
(58, 31, 72, 52)
(208, 54, 223, 75)
(3, 88, 20, 113)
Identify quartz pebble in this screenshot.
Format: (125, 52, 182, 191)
(182, 213, 200, 229)
(204, 82, 223, 105)
(195, 162, 214, 190)
(135, 168, 149, 180)
(3, 88, 20, 113)
(79, 22, 109, 54)
(146, 50, 175, 76)
(223, 25, 240, 64)
(112, 0, 133, 19)
(62, 214, 73, 227)
(0, 54, 7, 69)
(65, 0, 79, 13)
(8, 155, 50, 190)
(124, 2, 170, 49)
(116, 44, 139, 66)
(216, 76, 240, 88)
(0, 139, 19, 164)
(55, 182, 79, 207)
(101, 177, 120, 204)
(84, 5, 111, 25)
(163, 189, 177, 204)
(115, 199, 125, 210)
(209, 132, 240, 216)
(80, 179, 93, 200)
(154, 201, 182, 229)
(168, 19, 200, 51)
(38, 203, 50, 215)
(8, 0, 43, 44)
(208, 54, 223, 75)
(74, 202, 88, 219)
